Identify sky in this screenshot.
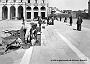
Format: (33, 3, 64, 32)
(49, 0, 89, 11)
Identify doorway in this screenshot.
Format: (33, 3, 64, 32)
(27, 12, 31, 19)
(41, 12, 45, 19)
(34, 12, 38, 19)
(2, 6, 8, 20)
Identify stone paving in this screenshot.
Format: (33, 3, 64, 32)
(29, 19, 90, 64)
(0, 19, 90, 64)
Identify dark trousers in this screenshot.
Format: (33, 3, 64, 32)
(77, 24, 81, 31)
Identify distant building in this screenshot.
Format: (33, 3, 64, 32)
(0, 0, 49, 20)
(72, 10, 88, 19)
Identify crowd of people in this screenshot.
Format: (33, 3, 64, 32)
(20, 16, 42, 45)
(20, 15, 83, 45)
(47, 15, 83, 31)
(64, 15, 83, 31)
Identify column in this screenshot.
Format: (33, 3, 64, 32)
(0, 5, 2, 20)
(31, 6, 34, 19)
(45, 6, 47, 17)
(31, 10, 34, 19)
(15, 6, 18, 20)
(38, 6, 41, 17)
(8, 5, 10, 20)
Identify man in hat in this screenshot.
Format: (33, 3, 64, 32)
(20, 22, 26, 44)
(69, 16, 73, 26)
(76, 16, 83, 31)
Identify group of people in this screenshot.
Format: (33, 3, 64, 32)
(47, 16, 54, 25)
(20, 16, 42, 45)
(20, 15, 83, 45)
(60, 15, 83, 31)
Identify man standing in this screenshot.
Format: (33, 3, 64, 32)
(38, 16, 42, 27)
(47, 16, 49, 25)
(69, 16, 73, 26)
(52, 17, 54, 25)
(38, 16, 42, 33)
(20, 23, 26, 44)
(76, 16, 83, 31)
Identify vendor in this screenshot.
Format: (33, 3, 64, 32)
(20, 21, 32, 44)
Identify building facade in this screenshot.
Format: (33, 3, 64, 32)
(0, 0, 49, 20)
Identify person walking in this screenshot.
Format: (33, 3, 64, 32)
(38, 16, 42, 32)
(76, 16, 83, 31)
(52, 17, 54, 25)
(38, 16, 42, 27)
(69, 16, 73, 26)
(47, 16, 49, 25)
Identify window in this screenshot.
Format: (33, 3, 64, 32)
(28, 0, 30, 3)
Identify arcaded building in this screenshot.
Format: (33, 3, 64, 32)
(0, 0, 48, 20)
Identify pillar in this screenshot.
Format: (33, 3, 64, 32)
(45, 6, 47, 17)
(0, 5, 2, 20)
(15, 6, 18, 20)
(8, 5, 10, 20)
(31, 6, 34, 19)
(31, 10, 34, 19)
(38, 6, 41, 17)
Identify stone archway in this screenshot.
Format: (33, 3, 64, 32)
(41, 12, 45, 19)
(2, 6, 8, 20)
(26, 6, 31, 10)
(41, 6, 46, 10)
(18, 6, 23, 20)
(26, 7, 31, 19)
(41, 7, 46, 19)
(33, 7, 38, 19)
(33, 7, 38, 11)
(10, 6, 16, 19)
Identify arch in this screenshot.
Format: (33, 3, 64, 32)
(18, 6, 23, 20)
(2, 6, 8, 20)
(41, 6, 46, 10)
(26, 7, 31, 10)
(33, 7, 38, 11)
(10, 6, 16, 19)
